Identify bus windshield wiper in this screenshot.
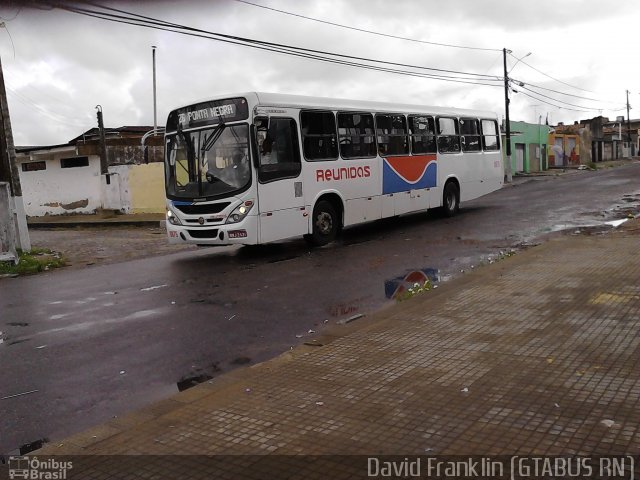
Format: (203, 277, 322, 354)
(201, 122, 226, 153)
(201, 123, 227, 186)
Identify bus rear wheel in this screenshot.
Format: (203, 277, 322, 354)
(308, 200, 338, 246)
(442, 182, 460, 217)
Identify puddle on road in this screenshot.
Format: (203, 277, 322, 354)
(550, 193, 638, 234)
(176, 373, 213, 392)
(550, 216, 632, 234)
(230, 356, 251, 365)
(385, 268, 440, 300)
(176, 363, 222, 392)
(19, 438, 49, 455)
(140, 284, 168, 292)
(267, 255, 298, 264)
(604, 219, 629, 228)
(328, 295, 371, 318)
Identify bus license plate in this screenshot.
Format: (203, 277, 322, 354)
(228, 230, 247, 239)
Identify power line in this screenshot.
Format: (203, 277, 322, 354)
(511, 55, 594, 94)
(6, 87, 87, 127)
(0, 22, 16, 60)
(0, 6, 23, 22)
(515, 84, 607, 111)
(76, 2, 502, 80)
(515, 89, 594, 113)
(233, 0, 502, 52)
(511, 77, 624, 106)
(51, 2, 503, 89)
(236, 0, 625, 114)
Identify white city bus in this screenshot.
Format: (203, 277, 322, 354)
(164, 92, 503, 246)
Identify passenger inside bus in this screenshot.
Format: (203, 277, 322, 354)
(205, 149, 249, 188)
(260, 134, 278, 164)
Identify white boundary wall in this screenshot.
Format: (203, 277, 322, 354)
(0, 182, 17, 263)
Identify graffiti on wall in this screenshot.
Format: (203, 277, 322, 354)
(549, 135, 580, 166)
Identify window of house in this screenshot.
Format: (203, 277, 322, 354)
(481, 119, 500, 151)
(60, 156, 90, 168)
(300, 110, 338, 161)
(337, 112, 376, 159)
(460, 118, 481, 152)
(375, 113, 409, 156)
(436, 117, 460, 153)
(21, 161, 47, 172)
(408, 115, 436, 154)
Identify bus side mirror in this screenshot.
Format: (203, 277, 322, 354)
(255, 117, 268, 130)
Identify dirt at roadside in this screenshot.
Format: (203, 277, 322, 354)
(28, 226, 196, 269)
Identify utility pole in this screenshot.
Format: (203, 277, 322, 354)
(502, 48, 513, 183)
(626, 89, 631, 156)
(152, 45, 158, 136)
(96, 105, 107, 175)
(0, 53, 30, 252)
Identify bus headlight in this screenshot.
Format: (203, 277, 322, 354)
(166, 209, 182, 226)
(226, 200, 254, 224)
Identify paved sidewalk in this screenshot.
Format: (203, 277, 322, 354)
(14, 219, 640, 477)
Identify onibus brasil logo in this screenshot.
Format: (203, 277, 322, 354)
(8, 456, 72, 480)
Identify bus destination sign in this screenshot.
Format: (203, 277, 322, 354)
(167, 97, 249, 131)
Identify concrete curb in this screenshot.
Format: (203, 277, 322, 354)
(27, 220, 166, 229)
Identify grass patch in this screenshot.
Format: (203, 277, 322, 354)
(0, 248, 66, 276)
(396, 280, 434, 302)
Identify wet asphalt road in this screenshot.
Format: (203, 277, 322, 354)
(1, 164, 639, 454)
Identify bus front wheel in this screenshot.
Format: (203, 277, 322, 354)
(309, 200, 338, 246)
(442, 182, 460, 217)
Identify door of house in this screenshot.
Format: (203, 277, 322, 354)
(553, 137, 564, 166)
(515, 143, 525, 172)
(528, 144, 539, 172)
(567, 137, 577, 164)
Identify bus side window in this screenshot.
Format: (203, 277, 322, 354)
(409, 115, 436, 154)
(300, 110, 338, 161)
(376, 113, 409, 156)
(481, 119, 500, 151)
(257, 117, 302, 183)
(337, 112, 376, 159)
(436, 117, 461, 153)
(460, 118, 481, 152)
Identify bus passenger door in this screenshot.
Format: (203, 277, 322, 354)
(255, 116, 307, 243)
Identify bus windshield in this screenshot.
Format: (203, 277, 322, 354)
(165, 123, 250, 199)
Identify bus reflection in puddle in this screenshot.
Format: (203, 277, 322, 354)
(385, 268, 440, 300)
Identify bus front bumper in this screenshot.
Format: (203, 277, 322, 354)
(166, 215, 258, 246)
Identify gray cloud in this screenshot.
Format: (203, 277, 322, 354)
(0, 0, 636, 145)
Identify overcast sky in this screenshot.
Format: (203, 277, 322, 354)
(0, 0, 637, 146)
